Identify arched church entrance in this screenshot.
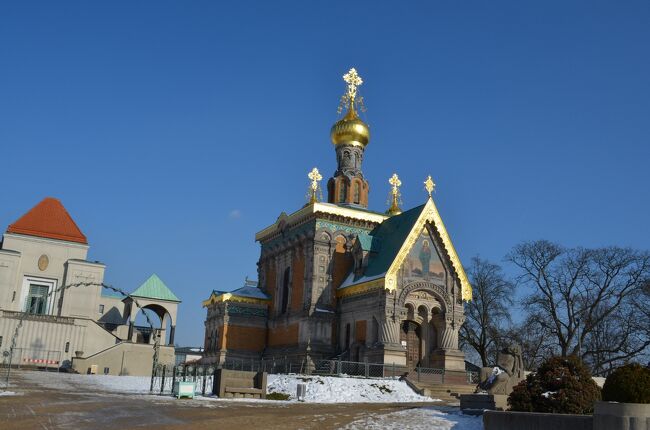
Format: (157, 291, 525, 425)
(400, 320, 421, 370)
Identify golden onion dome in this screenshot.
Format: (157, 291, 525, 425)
(330, 103, 370, 147)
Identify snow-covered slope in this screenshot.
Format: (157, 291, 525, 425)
(267, 374, 436, 403)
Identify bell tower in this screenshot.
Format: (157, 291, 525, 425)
(327, 68, 371, 208)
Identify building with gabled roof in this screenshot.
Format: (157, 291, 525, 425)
(0, 198, 181, 375)
(201, 69, 472, 374)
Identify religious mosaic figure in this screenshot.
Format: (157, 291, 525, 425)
(477, 344, 525, 395)
(419, 239, 432, 279)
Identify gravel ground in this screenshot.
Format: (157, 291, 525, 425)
(0, 370, 482, 430)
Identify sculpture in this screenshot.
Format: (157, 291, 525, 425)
(476, 344, 525, 395)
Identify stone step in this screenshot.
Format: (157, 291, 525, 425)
(406, 378, 476, 401)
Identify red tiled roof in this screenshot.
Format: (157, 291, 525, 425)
(6, 197, 88, 244)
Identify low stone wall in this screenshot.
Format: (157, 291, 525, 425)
(212, 369, 267, 399)
(593, 401, 650, 430)
(72, 342, 175, 376)
(483, 410, 592, 430)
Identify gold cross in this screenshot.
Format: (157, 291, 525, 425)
(343, 68, 363, 102)
(424, 175, 436, 197)
(307, 167, 323, 204)
(308, 167, 322, 191)
(388, 173, 402, 196)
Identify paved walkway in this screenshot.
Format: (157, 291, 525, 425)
(0, 371, 465, 430)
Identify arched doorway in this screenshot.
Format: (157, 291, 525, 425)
(400, 320, 421, 370)
(132, 304, 173, 345)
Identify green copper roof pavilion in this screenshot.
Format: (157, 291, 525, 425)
(131, 274, 181, 302)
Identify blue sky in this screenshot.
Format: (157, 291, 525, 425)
(1, 1, 648, 346)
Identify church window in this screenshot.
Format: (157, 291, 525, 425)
(353, 182, 360, 204)
(98, 304, 104, 314)
(281, 267, 291, 314)
(339, 181, 347, 203)
(65, 342, 70, 353)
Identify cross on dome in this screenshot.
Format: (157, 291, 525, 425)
(343, 68, 363, 101)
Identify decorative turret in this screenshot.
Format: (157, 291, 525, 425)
(327, 68, 371, 208)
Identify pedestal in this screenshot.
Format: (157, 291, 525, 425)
(431, 348, 466, 371)
(460, 393, 508, 415)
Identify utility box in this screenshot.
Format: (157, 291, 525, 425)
(174, 381, 194, 399)
(296, 383, 306, 401)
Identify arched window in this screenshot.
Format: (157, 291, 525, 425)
(281, 267, 291, 314)
(353, 182, 361, 204)
(339, 180, 347, 203)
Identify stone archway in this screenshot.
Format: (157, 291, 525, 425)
(398, 282, 450, 369)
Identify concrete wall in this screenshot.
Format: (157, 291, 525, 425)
(72, 343, 175, 376)
(0, 310, 119, 365)
(594, 401, 650, 430)
(483, 410, 593, 430)
(60, 259, 106, 319)
(0, 233, 106, 319)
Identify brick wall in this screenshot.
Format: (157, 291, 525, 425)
(222, 325, 266, 352)
(267, 323, 299, 347)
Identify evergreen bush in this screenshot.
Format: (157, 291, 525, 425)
(508, 355, 601, 414)
(601, 363, 650, 404)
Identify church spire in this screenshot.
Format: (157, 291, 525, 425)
(327, 68, 371, 208)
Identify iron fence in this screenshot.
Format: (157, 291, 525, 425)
(150, 356, 478, 395)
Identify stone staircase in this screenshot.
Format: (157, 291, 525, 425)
(405, 377, 477, 403)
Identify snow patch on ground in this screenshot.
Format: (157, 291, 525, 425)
(19, 371, 436, 404)
(0, 390, 19, 397)
(341, 407, 483, 430)
(267, 374, 436, 403)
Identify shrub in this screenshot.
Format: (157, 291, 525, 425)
(266, 392, 291, 400)
(602, 363, 650, 404)
(508, 355, 601, 414)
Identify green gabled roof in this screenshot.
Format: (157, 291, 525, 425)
(131, 274, 181, 302)
(342, 203, 425, 287)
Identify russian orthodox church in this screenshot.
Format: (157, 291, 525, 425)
(202, 69, 472, 373)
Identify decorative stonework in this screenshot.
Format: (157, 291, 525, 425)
(398, 281, 451, 309)
(227, 304, 268, 317)
(315, 220, 372, 236)
(38, 254, 49, 271)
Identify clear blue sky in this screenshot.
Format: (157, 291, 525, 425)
(1, 1, 648, 346)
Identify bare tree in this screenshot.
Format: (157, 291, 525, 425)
(505, 314, 555, 371)
(507, 240, 650, 375)
(460, 256, 515, 366)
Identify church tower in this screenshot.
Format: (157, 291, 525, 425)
(203, 68, 472, 377)
(327, 68, 371, 208)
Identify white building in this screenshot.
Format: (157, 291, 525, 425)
(0, 197, 180, 375)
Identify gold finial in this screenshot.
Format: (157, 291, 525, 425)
(307, 167, 323, 204)
(343, 68, 363, 101)
(338, 67, 366, 115)
(386, 173, 402, 215)
(424, 175, 436, 197)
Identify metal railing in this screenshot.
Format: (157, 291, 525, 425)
(150, 357, 479, 395)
